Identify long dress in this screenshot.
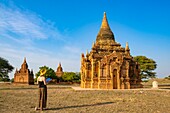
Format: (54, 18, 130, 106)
(38, 81, 47, 110)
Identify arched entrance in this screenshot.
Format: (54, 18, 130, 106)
(113, 69, 117, 89)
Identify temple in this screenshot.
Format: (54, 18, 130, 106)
(80, 12, 142, 89)
(14, 58, 34, 84)
(56, 63, 63, 77)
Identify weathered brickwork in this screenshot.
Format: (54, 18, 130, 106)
(14, 58, 34, 85)
(81, 12, 142, 89)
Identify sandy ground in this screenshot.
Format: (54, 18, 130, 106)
(0, 83, 170, 113)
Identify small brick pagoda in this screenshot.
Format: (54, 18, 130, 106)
(14, 58, 34, 84)
(56, 63, 63, 77)
(80, 12, 142, 89)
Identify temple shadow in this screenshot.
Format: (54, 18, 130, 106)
(46, 102, 114, 111)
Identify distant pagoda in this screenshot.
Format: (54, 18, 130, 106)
(14, 58, 34, 85)
(56, 62, 63, 77)
(80, 12, 142, 89)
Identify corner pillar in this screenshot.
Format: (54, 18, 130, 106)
(98, 61, 101, 89)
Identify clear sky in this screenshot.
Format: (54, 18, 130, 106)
(0, 0, 170, 79)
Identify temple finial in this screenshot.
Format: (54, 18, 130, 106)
(86, 49, 88, 55)
(92, 41, 95, 48)
(125, 42, 130, 51)
(100, 12, 110, 29)
(59, 62, 61, 67)
(24, 57, 26, 63)
(31, 69, 33, 74)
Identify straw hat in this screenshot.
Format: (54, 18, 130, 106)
(40, 68, 47, 76)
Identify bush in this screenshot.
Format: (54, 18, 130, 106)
(164, 75, 170, 80)
(62, 72, 80, 83)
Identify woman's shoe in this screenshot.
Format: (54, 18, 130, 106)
(35, 107, 40, 110)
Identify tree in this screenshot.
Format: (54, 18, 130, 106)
(74, 72, 81, 82)
(164, 75, 170, 80)
(35, 66, 57, 82)
(0, 57, 14, 81)
(134, 56, 157, 79)
(10, 78, 14, 82)
(62, 72, 80, 82)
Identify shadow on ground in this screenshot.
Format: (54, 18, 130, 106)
(46, 102, 114, 111)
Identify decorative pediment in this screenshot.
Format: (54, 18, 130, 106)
(100, 58, 107, 67)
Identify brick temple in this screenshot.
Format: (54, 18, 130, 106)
(14, 58, 34, 84)
(80, 12, 142, 89)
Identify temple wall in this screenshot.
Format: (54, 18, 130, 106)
(92, 78, 98, 88)
(98, 78, 107, 89)
(14, 72, 34, 84)
(84, 79, 91, 88)
(106, 79, 112, 89)
(14, 73, 29, 83)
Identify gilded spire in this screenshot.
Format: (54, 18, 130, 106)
(100, 12, 110, 29)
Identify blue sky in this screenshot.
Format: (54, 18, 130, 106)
(0, 0, 170, 79)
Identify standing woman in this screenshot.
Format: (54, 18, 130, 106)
(36, 68, 47, 111)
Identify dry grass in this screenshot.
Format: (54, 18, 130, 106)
(0, 83, 170, 113)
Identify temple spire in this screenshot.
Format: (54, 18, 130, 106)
(100, 12, 110, 29)
(96, 12, 115, 44)
(92, 41, 95, 48)
(24, 57, 26, 63)
(125, 42, 130, 56)
(86, 49, 89, 55)
(15, 68, 18, 72)
(21, 57, 28, 69)
(125, 42, 130, 51)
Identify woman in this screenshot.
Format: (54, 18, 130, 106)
(35, 68, 47, 111)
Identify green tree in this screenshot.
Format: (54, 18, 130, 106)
(164, 75, 170, 80)
(0, 57, 14, 81)
(62, 72, 80, 82)
(74, 72, 81, 82)
(134, 56, 157, 79)
(10, 78, 14, 82)
(35, 66, 57, 82)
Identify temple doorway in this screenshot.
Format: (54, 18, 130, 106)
(113, 69, 117, 89)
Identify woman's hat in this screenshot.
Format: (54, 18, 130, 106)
(40, 68, 47, 76)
